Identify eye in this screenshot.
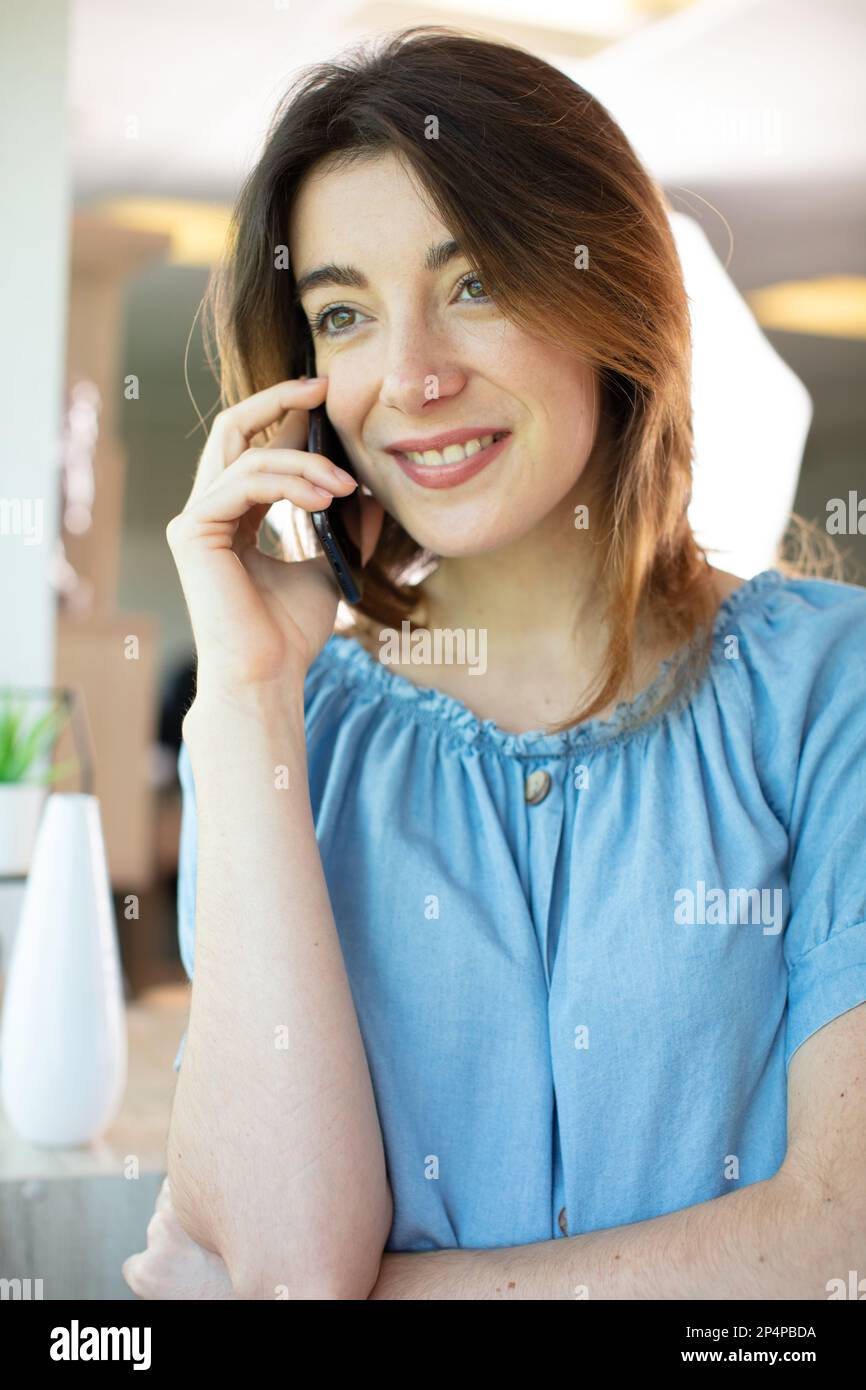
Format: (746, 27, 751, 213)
(309, 271, 491, 338)
(310, 305, 368, 338)
(454, 271, 491, 303)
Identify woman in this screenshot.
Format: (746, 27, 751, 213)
(124, 27, 866, 1300)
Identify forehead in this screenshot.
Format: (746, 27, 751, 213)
(288, 150, 449, 264)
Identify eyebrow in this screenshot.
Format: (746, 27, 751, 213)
(292, 238, 463, 303)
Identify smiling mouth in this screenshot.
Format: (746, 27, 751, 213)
(395, 431, 509, 467)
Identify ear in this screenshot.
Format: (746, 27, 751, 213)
(342, 490, 386, 567)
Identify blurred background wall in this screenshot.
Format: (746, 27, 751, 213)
(0, 0, 69, 690)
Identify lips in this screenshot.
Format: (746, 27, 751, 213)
(390, 431, 511, 490)
(400, 432, 507, 467)
(386, 426, 510, 454)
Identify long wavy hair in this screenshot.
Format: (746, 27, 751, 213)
(197, 24, 841, 731)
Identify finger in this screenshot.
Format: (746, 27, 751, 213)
(229, 448, 358, 498)
(220, 378, 327, 449)
(146, 1210, 170, 1247)
(190, 378, 328, 500)
(234, 500, 278, 555)
(122, 1253, 144, 1292)
(227, 452, 355, 554)
(171, 472, 338, 545)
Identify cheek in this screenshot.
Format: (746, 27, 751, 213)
(323, 378, 369, 458)
(542, 370, 599, 457)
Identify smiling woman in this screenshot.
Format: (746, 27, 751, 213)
(147, 24, 866, 1301)
(205, 23, 725, 727)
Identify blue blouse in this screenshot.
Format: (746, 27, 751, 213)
(173, 568, 866, 1252)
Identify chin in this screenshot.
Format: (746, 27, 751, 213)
(403, 516, 531, 559)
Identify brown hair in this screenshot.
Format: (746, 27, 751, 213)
(198, 24, 841, 731)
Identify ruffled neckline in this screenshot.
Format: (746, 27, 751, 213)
(317, 568, 785, 759)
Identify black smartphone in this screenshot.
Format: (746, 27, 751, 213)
(302, 334, 364, 605)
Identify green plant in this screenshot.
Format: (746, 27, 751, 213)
(0, 696, 79, 786)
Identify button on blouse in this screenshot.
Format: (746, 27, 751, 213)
(525, 769, 551, 804)
(173, 569, 866, 1253)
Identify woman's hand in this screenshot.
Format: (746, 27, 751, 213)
(122, 1178, 237, 1300)
(166, 377, 384, 697)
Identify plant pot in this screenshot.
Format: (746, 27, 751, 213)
(0, 782, 48, 877)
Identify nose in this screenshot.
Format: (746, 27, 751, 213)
(377, 319, 465, 415)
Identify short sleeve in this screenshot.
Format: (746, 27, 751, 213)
(172, 737, 198, 1072)
(774, 582, 866, 1073)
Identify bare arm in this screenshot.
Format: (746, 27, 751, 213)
(160, 376, 390, 1300)
(133, 997, 865, 1301)
(367, 1166, 834, 1299)
(167, 683, 392, 1300)
(368, 1003, 866, 1299)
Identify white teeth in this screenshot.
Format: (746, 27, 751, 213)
(406, 433, 499, 467)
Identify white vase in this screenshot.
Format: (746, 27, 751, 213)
(0, 792, 127, 1145)
(0, 880, 28, 983)
(0, 782, 48, 877)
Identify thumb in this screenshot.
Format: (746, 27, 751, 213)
(343, 489, 386, 567)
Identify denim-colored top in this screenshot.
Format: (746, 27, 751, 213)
(173, 568, 866, 1252)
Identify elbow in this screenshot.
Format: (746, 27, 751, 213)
(232, 1192, 394, 1302)
(166, 1154, 221, 1254)
(232, 1269, 380, 1302)
(231, 1247, 386, 1302)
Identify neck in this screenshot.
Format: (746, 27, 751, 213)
(415, 473, 637, 699)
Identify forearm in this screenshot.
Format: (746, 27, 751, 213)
(167, 682, 392, 1300)
(369, 1167, 853, 1300)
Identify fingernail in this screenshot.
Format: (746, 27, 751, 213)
(332, 466, 355, 483)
